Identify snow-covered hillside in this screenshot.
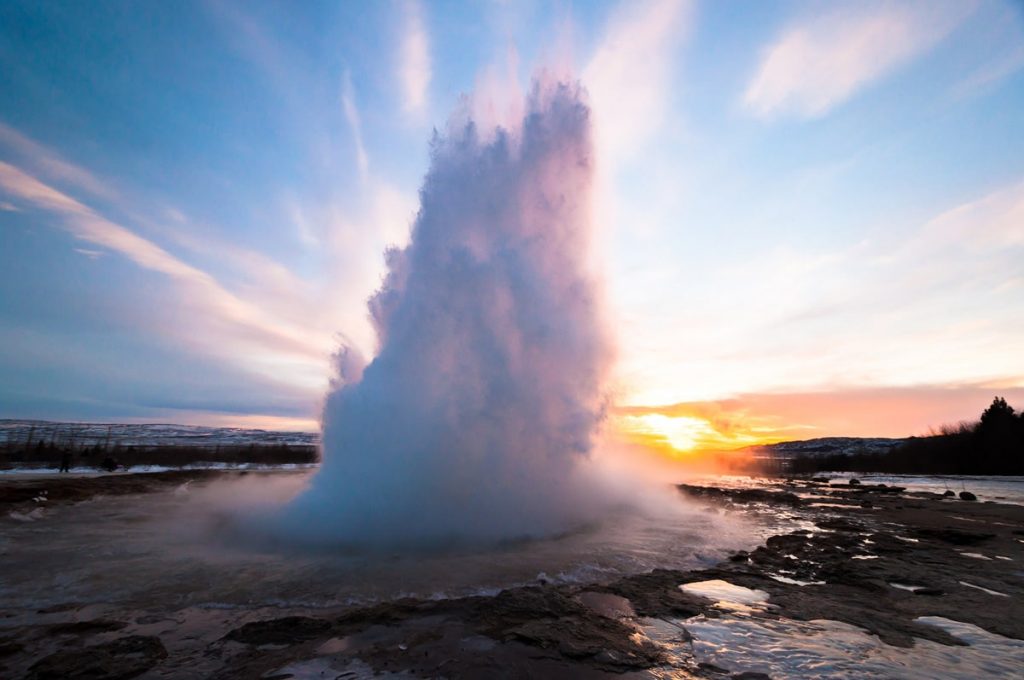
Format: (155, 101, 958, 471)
(752, 437, 907, 458)
(0, 420, 317, 448)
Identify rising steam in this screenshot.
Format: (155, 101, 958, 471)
(280, 78, 612, 547)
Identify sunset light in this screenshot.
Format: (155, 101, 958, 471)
(3, 3, 1024, 677)
(615, 411, 782, 455)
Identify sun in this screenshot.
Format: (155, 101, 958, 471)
(618, 413, 718, 453)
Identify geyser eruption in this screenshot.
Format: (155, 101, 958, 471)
(284, 78, 612, 546)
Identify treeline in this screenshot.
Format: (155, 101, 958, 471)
(2, 438, 319, 470)
(790, 397, 1024, 475)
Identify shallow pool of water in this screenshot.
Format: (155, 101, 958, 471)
(0, 472, 758, 612)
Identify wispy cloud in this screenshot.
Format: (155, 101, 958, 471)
(398, 0, 431, 119)
(0, 161, 331, 372)
(0, 121, 118, 201)
(616, 176, 1024, 410)
(744, 1, 975, 119)
(952, 45, 1024, 99)
(583, 0, 692, 163)
(341, 69, 370, 181)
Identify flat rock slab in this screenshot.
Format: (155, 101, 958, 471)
(26, 635, 167, 680)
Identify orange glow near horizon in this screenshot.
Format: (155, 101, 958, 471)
(612, 384, 1024, 459)
(614, 411, 787, 457)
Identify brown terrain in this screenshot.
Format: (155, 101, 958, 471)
(0, 472, 1021, 679)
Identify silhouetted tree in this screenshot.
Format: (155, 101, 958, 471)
(788, 396, 1023, 475)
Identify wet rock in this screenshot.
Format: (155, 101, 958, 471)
(943, 490, 955, 497)
(699, 661, 732, 675)
(470, 586, 587, 634)
(224, 616, 332, 645)
(732, 672, 772, 680)
(48, 619, 128, 636)
(765, 534, 809, 552)
(853, 485, 905, 494)
(959, 491, 977, 501)
(335, 599, 431, 633)
(849, 478, 861, 486)
(729, 551, 750, 562)
(816, 518, 864, 532)
(27, 635, 167, 680)
(36, 603, 79, 614)
(909, 527, 994, 545)
(598, 569, 706, 618)
(861, 500, 873, 509)
(577, 591, 635, 619)
(505, 616, 661, 669)
(0, 639, 24, 657)
(913, 588, 944, 596)
(677, 484, 804, 507)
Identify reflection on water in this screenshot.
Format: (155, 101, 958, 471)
(0, 472, 757, 612)
(643, 613, 1024, 680)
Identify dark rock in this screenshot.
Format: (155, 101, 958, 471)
(699, 661, 732, 675)
(677, 484, 804, 507)
(470, 586, 589, 634)
(732, 673, 772, 680)
(597, 569, 705, 618)
(470, 587, 663, 671)
(909, 528, 994, 545)
(224, 616, 331, 645)
(335, 599, 431, 633)
(913, 588, 944, 596)
(958, 491, 977, 501)
(0, 639, 24, 657)
(729, 551, 750, 562)
(816, 518, 864, 532)
(849, 478, 861, 486)
(505, 616, 661, 669)
(943, 490, 955, 497)
(27, 635, 167, 680)
(48, 619, 128, 636)
(860, 500, 873, 509)
(36, 603, 79, 614)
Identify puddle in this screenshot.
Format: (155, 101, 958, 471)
(958, 581, 1009, 597)
(958, 552, 992, 560)
(647, 614, 1024, 679)
(769, 575, 825, 586)
(890, 582, 926, 592)
(680, 580, 769, 605)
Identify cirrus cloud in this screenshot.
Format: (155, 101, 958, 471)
(744, 1, 976, 119)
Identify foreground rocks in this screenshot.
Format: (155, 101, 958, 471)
(26, 635, 167, 680)
(1, 473, 1022, 678)
(0, 470, 228, 513)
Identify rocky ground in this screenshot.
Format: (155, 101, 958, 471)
(0, 473, 1022, 678)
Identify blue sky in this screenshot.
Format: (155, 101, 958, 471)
(1, 0, 1023, 439)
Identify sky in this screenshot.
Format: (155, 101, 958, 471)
(1, 0, 1023, 453)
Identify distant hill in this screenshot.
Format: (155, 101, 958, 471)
(0, 419, 318, 449)
(748, 437, 907, 459)
(761, 397, 1024, 476)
